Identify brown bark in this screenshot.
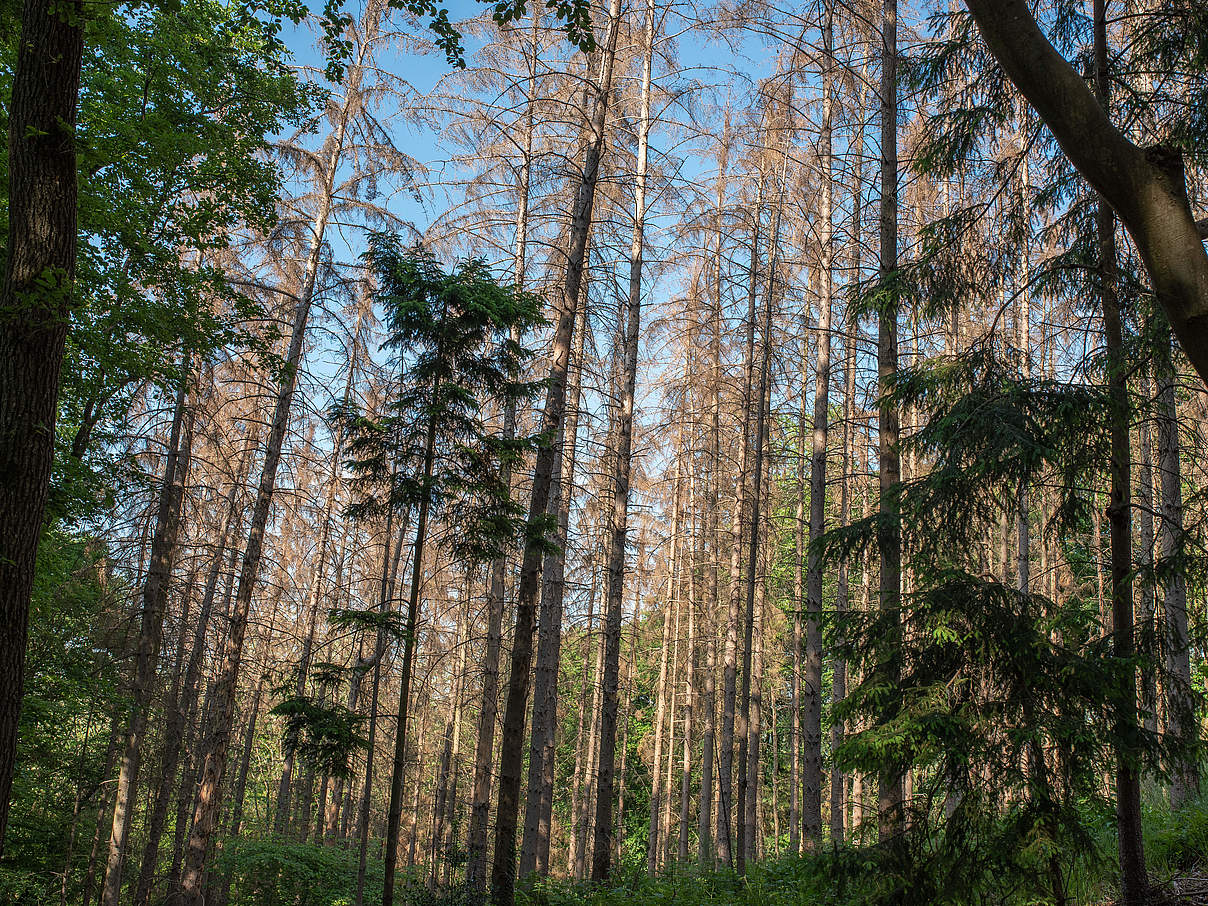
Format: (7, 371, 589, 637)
(876, 0, 904, 841)
(0, 0, 84, 852)
(963, 0, 1208, 389)
(102, 366, 197, 906)
(490, 1, 621, 898)
(802, 1, 834, 848)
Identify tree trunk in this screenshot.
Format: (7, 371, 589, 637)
(520, 296, 587, 878)
(101, 365, 196, 906)
(803, 1, 834, 849)
(876, 0, 903, 842)
(648, 465, 681, 872)
(719, 189, 762, 870)
(1155, 328, 1198, 808)
(0, 0, 84, 852)
(1092, 6, 1146, 901)
(491, 1, 622, 898)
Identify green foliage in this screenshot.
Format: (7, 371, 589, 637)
(219, 836, 384, 906)
(25, 0, 313, 522)
(343, 236, 546, 567)
(0, 532, 121, 906)
(270, 692, 367, 780)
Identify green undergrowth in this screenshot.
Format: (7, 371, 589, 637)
(517, 791, 1208, 906)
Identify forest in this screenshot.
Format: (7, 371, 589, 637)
(1, 0, 1207, 904)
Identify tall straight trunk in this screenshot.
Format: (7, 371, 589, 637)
(678, 474, 699, 862)
(464, 12, 539, 886)
(382, 414, 439, 906)
(354, 509, 402, 906)
(1138, 406, 1158, 733)
(565, 576, 597, 877)
(0, 0, 85, 851)
(613, 572, 642, 869)
(876, 0, 903, 841)
(169, 547, 241, 894)
(720, 189, 763, 869)
(698, 131, 728, 868)
(790, 326, 806, 857)
(520, 299, 587, 877)
(491, 3, 622, 900)
(432, 592, 470, 884)
(102, 365, 196, 906)
(589, 0, 653, 878)
(661, 594, 680, 868)
(1016, 155, 1032, 594)
(575, 578, 608, 879)
(83, 709, 123, 906)
(802, 1, 834, 849)
(739, 152, 786, 871)
(648, 463, 682, 872)
(737, 209, 777, 873)
(831, 123, 863, 845)
(177, 28, 369, 900)
(1094, 4, 1146, 900)
(1155, 327, 1198, 807)
(134, 430, 256, 906)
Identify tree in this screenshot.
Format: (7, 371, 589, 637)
(0, 0, 85, 853)
(347, 237, 543, 906)
(963, 0, 1208, 388)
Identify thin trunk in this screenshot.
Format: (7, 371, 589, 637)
(648, 463, 682, 872)
(102, 365, 196, 906)
(353, 511, 401, 906)
(876, 0, 903, 841)
(1094, 4, 1146, 900)
(803, 2, 834, 848)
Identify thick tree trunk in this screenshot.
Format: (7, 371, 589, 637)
(720, 190, 762, 869)
(520, 302, 587, 877)
(491, 2, 622, 899)
(0, 0, 84, 852)
(963, 0, 1208, 389)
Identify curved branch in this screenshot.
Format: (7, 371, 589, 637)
(964, 0, 1208, 387)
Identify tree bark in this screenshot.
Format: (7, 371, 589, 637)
(803, 1, 834, 849)
(963, 0, 1208, 389)
(0, 0, 84, 852)
(876, 0, 904, 842)
(102, 364, 196, 906)
(490, 1, 622, 898)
